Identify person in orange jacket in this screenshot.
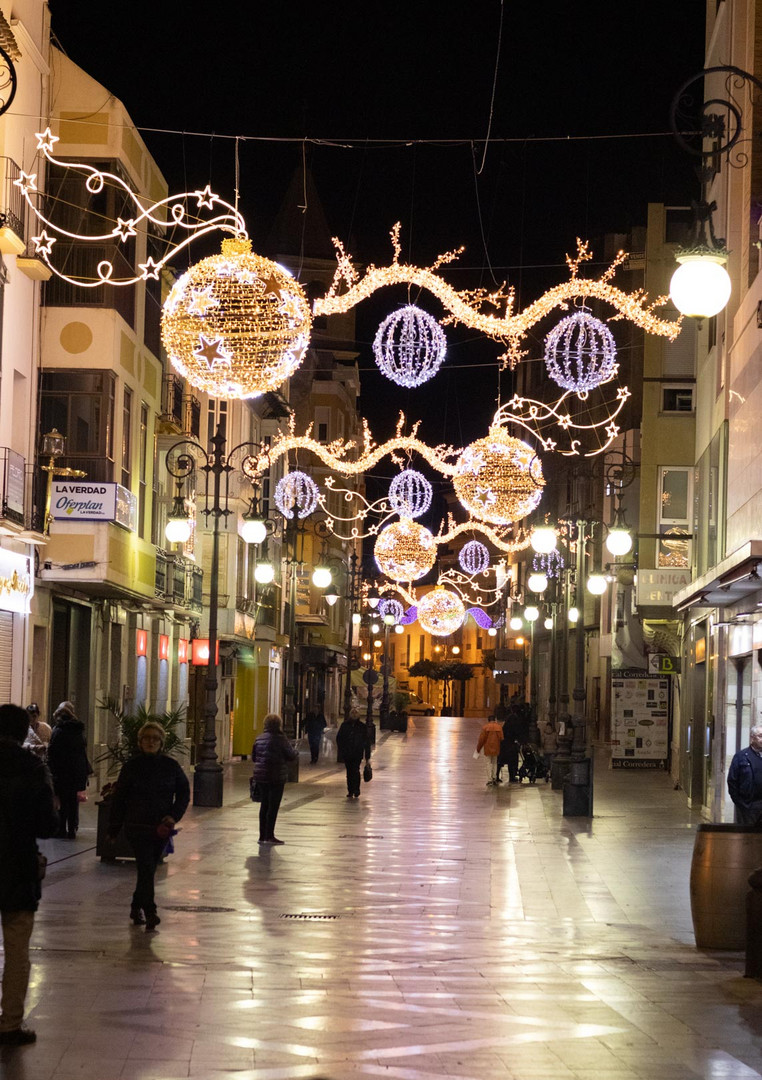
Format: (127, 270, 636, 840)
(476, 715, 504, 787)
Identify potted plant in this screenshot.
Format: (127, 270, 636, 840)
(95, 698, 187, 860)
(392, 691, 411, 733)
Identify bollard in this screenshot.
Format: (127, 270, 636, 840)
(745, 868, 762, 978)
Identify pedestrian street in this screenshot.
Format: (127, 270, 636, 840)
(6, 716, 762, 1080)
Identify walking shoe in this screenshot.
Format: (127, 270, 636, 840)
(145, 912, 161, 931)
(0, 1027, 36, 1045)
(268, 837, 285, 845)
(346, 793, 354, 798)
(130, 906, 145, 925)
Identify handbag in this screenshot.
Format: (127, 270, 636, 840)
(249, 776, 262, 802)
(363, 761, 373, 783)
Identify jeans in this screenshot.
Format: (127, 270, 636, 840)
(259, 783, 285, 840)
(344, 757, 362, 796)
(0, 909, 35, 1031)
(125, 827, 165, 915)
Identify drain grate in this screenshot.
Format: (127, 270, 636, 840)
(280, 913, 341, 920)
(339, 834, 385, 839)
(162, 905, 236, 913)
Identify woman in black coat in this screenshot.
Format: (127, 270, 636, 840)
(107, 721, 190, 929)
(47, 701, 90, 839)
(336, 710, 369, 799)
(251, 713, 297, 845)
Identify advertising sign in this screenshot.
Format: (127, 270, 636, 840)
(636, 568, 692, 606)
(611, 671, 669, 768)
(0, 549, 33, 614)
(51, 481, 136, 530)
(5, 449, 24, 520)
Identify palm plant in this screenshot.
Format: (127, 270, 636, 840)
(97, 697, 187, 774)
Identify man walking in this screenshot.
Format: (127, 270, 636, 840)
(336, 710, 368, 798)
(0, 703, 58, 1045)
(728, 725, 762, 824)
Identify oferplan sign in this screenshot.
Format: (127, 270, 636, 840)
(51, 481, 136, 530)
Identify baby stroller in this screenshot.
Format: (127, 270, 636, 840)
(518, 743, 548, 784)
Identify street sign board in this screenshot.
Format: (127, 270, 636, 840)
(363, 669, 379, 686)
(648, 654, 681, 675)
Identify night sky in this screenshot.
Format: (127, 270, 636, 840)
(47, 1, 706, 488)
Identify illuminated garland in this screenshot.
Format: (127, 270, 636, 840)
(458, 540, 490, 575)
(21, 130, 247, 286)
(417, 587, 466, 637)
(544, 308, 618, 397)
(373, 305, 447, 387)
(388, 468, 433, 518)
(493, 385, 632, 458)
(274, 471, 320, 519)
(378, 598, 404, 622)
(374, 519, 437, 582)
(453, 429, 545, 525)
(313, 228, 681, 367)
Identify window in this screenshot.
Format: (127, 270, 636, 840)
(418, 634, 425, 661)
(138, 402, 148, 536)
(658, 466, 692, 568)
(207, 398, 227, 450)
(122, 387, 133, 489)
(39, 370, 116, 481)
(662, 385, 694, 413)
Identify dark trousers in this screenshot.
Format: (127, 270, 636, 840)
(502, 743, 519, 781)
(55, 782, 80, 836)
(308, 734, 321, 763)
(126, 828, 165, 915)
(259, 782, 285, 840)
(344, 757, 362, 796)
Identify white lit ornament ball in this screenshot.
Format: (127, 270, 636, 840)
(275, 471, 319, 519)
(453, 427, 544, 526)
(459, 540, 490, 575)
(374, 519, 437, 582)
(417, 588, 466, 637)
(669, 254, 731, 319)
(388, 468, 433, 518)
(544, 309, 618, 396)
(162, 237, 311, 400)
(378, 598, 404, 623)
(373, 305, 447, 388)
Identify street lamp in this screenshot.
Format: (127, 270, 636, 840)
(314, 547, 364, 723)
(379, 611, 395, 728)
(40, 428, 87, 534)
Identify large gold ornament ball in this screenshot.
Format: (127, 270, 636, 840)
(374, 519, 437, 582)
(417, 587, 466, 637)
(453, 426, 544, 525)
(161, 237, 311, 400)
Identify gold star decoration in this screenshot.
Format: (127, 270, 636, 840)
(194, 334, 231, 370)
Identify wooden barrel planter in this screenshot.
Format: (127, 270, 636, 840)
(690, 823, 762, 949)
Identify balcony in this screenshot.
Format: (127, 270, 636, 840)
(160, 373, 184, 432)
(155, 549, 202, 614)
(0, 157, 25, 255)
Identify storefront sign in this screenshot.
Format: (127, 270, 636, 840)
(636, 568, 692, 607)
(648, 653, 681, 675)
(5, 449, 24, 519)
(51, 481, 136, 531)
(611, 671, 669, 768)
(0, 548, 32, 614)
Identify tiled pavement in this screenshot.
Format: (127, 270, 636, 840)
(4, 716, 762, 1080)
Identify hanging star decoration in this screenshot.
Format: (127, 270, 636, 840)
(314, 228, 681, 367)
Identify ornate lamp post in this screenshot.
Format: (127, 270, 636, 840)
(317, 547, 363, 722)
(40, 429, 86, 534)
(379, 611, 395, 728)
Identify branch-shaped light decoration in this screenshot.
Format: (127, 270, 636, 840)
(313, 228, 681, 367)
(21, 129, 247, 287)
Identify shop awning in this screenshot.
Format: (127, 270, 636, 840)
(673, 540, 762, 611)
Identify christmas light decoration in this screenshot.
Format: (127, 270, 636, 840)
(453, 428, 544, 525)
(374, 519, 437, 582)
(373, 304, 447, 387)
(313, 229, 681, 367)
(274, 471, 320, 519)
(378, 598, 404, 623)
(459, 540, 490, 575)
(437, 567, 504, 610)
(388, 468, 433, 518)
(533, 549, 565, 579)
(466, 606, 494, 630)
(493, 383, 631, 458)
(162, 238, 311, 399)
(22, 130, 247, 287)
(438, 517, 531, 555)
(417, 588, 466, 637)
(544, 309, 618, 397)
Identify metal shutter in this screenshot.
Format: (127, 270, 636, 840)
(0, 611, 13, 703)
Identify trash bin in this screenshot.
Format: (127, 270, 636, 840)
(690, 823, 762, 949)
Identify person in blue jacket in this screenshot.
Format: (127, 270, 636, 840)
(728, 725, 762, 824)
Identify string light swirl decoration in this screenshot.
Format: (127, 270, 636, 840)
(21, 130, 247, 287)
(494, 384, 631, 458)
(533, 549, 565, 579)
(374, 519, 437, 582)
(313, 228, 681, 367)
(453, 428, 544, 525)
(417, 588, 466, 637)
(436, 567, 504, 610)
(162, 238, 311, 399)
(544, 308, 618, 397)
(373, 305, 447, 387)
(437, 517, 531, 555)
(459, 540, 490, 575)
(274, 471, 320, 519)
(378, 598, 404, 623)
(388, 468, 433, 518)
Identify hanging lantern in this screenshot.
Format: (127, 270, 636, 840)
(453, 427, 544, 526)
(161, 237, 311, 400)
(373, 305, 447, 388)
(544, 309, 618, 396)
(374, 519, 437, 582)
(274, 471, 319, 519)
(388, 468, 433, 518)
(378, 598, 404, 623)
(417, 588, 466, 637)
(459, 540, 490, 575)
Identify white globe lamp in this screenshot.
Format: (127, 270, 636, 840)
(670, 254, 731, 319)
(606, 526, 633, 557)
(165, 515, 191, 545)
(524, 605, 540, 622)
(254, 561, 275, 585)
(586, 573, 608, 595)
(509, 616, 523, 631)
(530, 525, 557, 554)
(527, 572, 548, 594)
(240, 516, 268, 545)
